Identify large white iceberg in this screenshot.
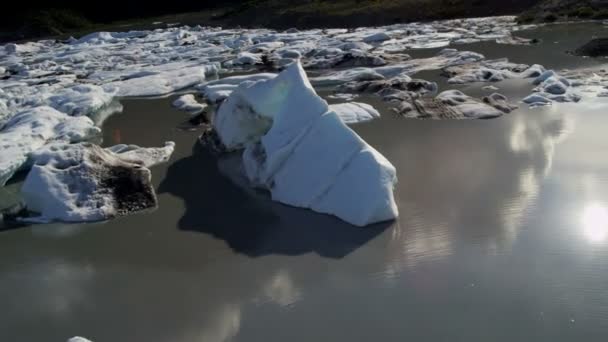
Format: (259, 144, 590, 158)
(213, 62, 398, 226)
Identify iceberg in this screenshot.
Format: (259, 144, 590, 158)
(212, 62, 398, 226)
(172, 94, 206, 114)
(21, 142, 174, 223)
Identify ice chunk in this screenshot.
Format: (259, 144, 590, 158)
(105, 141, 175, 167)
(363, 32, 391, 43)
(435, 90, 507, 119)
(67, 337, 92, 342)
(526, 70, 580, 106)
(47, 84, 118, 117)
(21, 142, 174, 223)
(172, 94, 206, 114)
(0, 106, 100, 186)
(329, 102, 380, 124)
(204, 73, 277, 86)
(214, 62, 398, 226)
(310, 68, 385, 87)
(541, 77, 568, 95)
(231, 52, 262, 66)
(112, 66, 212, 97)
(199, 84, 238, 103)
(532, 70, 557, 85)
(401, 90, 512, 119)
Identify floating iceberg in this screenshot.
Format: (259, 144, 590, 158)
(21, 142, 174, 223)
(212, 62, 398, 226)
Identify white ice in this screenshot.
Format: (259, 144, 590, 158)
(214, 62, 398, 226)
(172, 94, 206, 114)
(329, 102, 380, 124)
(21, 141, 174, 223)
(0, 106, 100, 186)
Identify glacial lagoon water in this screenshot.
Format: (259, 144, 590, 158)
(2, 23, 608, 341)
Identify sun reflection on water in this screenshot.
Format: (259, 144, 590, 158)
(582, 203, 608, 243)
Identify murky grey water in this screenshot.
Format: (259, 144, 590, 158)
(2, 23, 608, 342)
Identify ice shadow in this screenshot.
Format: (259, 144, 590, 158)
(158, 143, 391, 258)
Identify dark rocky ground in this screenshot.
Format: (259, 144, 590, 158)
(517, 0, 608, 23)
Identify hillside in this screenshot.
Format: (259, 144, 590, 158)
(2, 0, 543, 42)
(517, 0, 608, 22)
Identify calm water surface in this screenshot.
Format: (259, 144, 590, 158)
(1, 23, 608, 341)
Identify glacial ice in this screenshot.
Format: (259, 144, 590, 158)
(213, 62, 398, 226)
(21, 142, 174, 223)
(328, 102, 380, 124)
(0, 106, 100, 186)
(172, 94, 206, 114)
(111, 65, 217, 97)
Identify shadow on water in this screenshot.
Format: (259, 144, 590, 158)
(158, 142, 391, 258)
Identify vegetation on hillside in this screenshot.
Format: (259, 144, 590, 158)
(0, 0, 546, 42)
(517, 0, 608, 23)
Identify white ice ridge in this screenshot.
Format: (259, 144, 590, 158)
(213, 62, 398, 226)
(21, 141, 175, 223)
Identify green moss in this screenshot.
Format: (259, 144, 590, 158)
(569, 6, 595, 18)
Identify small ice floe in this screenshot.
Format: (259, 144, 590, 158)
(111, 65, 217, 97)
(400, 90, 516, 119)
(172, 94, 206, 114)
(483, 85, 500, 91)
(210, 62, 398, 226)
(363, 32, 392, 43)
(496, 35, 539, 45)
(329, 102, 380, 124)
(327, 93, 358, 101)
(523, 70, 581, 107)
(20, 141, 175, 223)
(0, 106, 100, 186)
(444, 58, 545, 84)
(305, 50, 387, 69)
(310, 68, 385, 87)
